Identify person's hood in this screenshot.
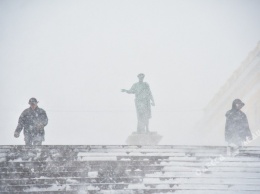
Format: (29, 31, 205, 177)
(232, 99, 245, 109)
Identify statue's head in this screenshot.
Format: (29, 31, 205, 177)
(137, 73, 145, 81)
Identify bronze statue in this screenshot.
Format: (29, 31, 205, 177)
(122, 73, 155, 133)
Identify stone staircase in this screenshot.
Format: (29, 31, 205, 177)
(0, 145, 260, 194)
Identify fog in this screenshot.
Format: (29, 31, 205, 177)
(1, 0, 260, 145)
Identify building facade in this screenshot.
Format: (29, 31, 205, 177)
(198, 42, 260, 146)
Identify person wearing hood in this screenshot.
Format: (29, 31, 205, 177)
(14, 98, 48, 145)
(225, 99, 252, 147)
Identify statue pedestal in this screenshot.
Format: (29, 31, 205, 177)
(126, 131, 162, 145)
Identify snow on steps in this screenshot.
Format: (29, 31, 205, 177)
(0, 145, 260, 194)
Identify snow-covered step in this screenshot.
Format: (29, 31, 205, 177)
(2, 183, 260, 192)
(2, 160, 260, 169)
(2, 164, 260, 174)
(0, 145, 259, 152)
(0, 190, 259, 194)
(0, 145, 230, 149)
(1, 149, 228, 155)
(1, 144, 258, 150)
(2, 170, 260, 180)
(144, 171, 260, 178)
(3, 150, 259, 158)
(2, 160, 260, 170)
(159, 161, 260, 167)
(1, 177, 260, 186)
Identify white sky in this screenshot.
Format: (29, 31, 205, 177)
(0, 0, 260, 145)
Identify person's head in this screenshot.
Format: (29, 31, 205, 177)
(137, 73, 145, 82)
(232, 99, 244, 110)
(28, 98, 38, 110)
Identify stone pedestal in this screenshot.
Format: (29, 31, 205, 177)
(126, 131, 162, 145)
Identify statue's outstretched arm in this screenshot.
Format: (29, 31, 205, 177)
(121, 89, 134, 94)
(122, 84, 135, 94)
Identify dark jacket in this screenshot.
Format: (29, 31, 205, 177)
(15, 107, 48, 138)
(225, 100, 252, 145)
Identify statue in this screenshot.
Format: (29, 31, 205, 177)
(122, 73, 155, 133)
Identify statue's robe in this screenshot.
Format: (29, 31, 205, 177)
(129, 82, 153, 132)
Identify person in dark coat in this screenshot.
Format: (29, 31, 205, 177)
(225, 99, 252, 146)
(14, 98, 48, 145)
(122, 73, 155, 133)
